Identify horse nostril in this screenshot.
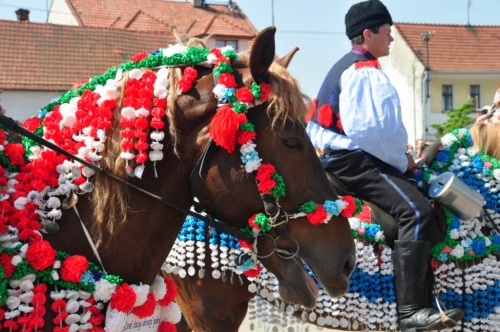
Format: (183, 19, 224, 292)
(344, 252, 356, 278)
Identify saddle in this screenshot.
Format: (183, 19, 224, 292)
(321, 148, 447, 248)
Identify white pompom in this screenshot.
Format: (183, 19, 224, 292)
(161, 302, 182, 324)
(150, 276, 167, 301)
(131, 284, 150, 307)
(128, 69, 143, 80)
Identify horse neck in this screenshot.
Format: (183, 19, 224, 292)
(46, 143, 194, 285)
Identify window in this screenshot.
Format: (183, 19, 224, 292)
(470, 85, 481, 108)
(442, 85, 453, 111)
(215, 40, 238, 52)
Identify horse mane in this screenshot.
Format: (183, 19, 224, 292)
(90, 39, 307, 247)
(235, 52, 308, 127)
(470, 121, 500, 160)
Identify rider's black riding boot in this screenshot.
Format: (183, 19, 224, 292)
(394, 240, 464, 332)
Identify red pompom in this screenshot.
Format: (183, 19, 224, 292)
(236, 87, 254, 103)
(54, 326, 70, 332)
(22, 117, 41, 132)
(336, 111, 343, 132)
(259, 83, 271, 101)
(133, 293, 156, 318)
(51, 299, 67, 313)
(158, 277, 178, 307)
(209, 105, 242, 153)
(248, 215, 260, 230)
(236, 130, 256, 146)
(340, 195, 356, 217)
(61, 255, 89, 283)
(243, 264, 262, 278)
(255, 164, 276, 182)
(26, 240, 56, 271)
(110, 283, 137, 312)
(305, 99, 318, 123)
(218, 73, 237, 88)
(307, 204, 327, 225)
(32, 283, 47, 294)
(317, 104, 333, 128)
(158, 321, 177, 332)
(53, 311, 69, 325)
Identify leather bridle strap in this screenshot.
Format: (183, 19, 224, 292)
(0, 115, 256, 244)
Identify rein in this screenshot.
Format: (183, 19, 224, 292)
(0, 115, 255, 245)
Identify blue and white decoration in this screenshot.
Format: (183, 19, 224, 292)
(164, 128, 500, 331)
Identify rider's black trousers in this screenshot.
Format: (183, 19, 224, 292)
(323, 149, 434, 242)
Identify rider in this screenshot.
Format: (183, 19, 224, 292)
(306, 1, 464, 331)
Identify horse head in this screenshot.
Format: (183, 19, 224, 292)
(184, 27, 356, 308)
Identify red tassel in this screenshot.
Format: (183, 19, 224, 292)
(317, 104, 333, 127)
(305, 99, 317, 123)
(210, 105, 246, 153)
(336, 111, 343, 132)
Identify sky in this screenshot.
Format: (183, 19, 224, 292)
(1, 0, 500, 97)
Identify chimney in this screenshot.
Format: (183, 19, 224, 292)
(187, 0, 203, 8)
(16, 9, 30, 22)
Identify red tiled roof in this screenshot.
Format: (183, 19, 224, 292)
(63, 0, 257, 38)
(395, 23, 500, 73)
(0, 20, 175, 91)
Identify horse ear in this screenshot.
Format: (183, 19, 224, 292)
(276, 47, 299, 69)
(250, 26, 276, 82)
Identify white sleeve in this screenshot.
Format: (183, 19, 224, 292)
(339, 66, 409, 173)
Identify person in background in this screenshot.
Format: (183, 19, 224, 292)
(415, 138, 425, 159)
(305, 1, 464, 331)
(406, 144, 416, 159)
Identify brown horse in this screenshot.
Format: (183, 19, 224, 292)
(0, 26, 355, 331)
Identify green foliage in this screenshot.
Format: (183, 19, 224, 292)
(430, 99, 476, 138)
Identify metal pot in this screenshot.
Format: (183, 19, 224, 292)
(428, 172, 484, 221)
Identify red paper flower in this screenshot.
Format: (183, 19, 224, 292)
(130, 52, 149, 62)
(0, 252, 15, 278)
(256, 164, 276, 182)
(53, 311, 69, 325)
(340, 195, 356, 217)
(238, 240, 252, 250)
(133, 293, 156, 318)
(257, 179, 276, 194)
(306, 204, 327, 225)
(110, 283, 136, 312)
(218, 72, 237, 88)
(22, 117, 41, 132)
(236, 130, 256, 146)
(236, 87, 254, 103)
(3, 143, 26, 166)
(61, 255, 89, 283)
(26, 240, 56, 271)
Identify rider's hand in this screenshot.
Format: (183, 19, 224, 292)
(406, 153, 417, 172)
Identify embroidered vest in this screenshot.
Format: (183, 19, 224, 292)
(310, 52, 368, 134)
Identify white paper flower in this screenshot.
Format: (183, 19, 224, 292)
(104, 308, 125, 332)
(94, 279, 116, 302)
(162, 44, 188, 58)
(450, 245, 464, 259)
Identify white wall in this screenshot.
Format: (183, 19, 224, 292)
(379, 28, 426, 146)
(47, 0, 79, 26)
(1, 91, 61, 122)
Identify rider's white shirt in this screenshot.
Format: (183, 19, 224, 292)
(307, 63, 409, 174)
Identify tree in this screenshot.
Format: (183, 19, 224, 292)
(430, 99, 476, 138)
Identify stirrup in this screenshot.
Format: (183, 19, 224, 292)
(434, 297, 458, 328)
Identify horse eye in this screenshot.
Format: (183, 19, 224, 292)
(283, 138, 301, 150)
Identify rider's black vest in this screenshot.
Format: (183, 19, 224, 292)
(310, 52, 368, 134)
